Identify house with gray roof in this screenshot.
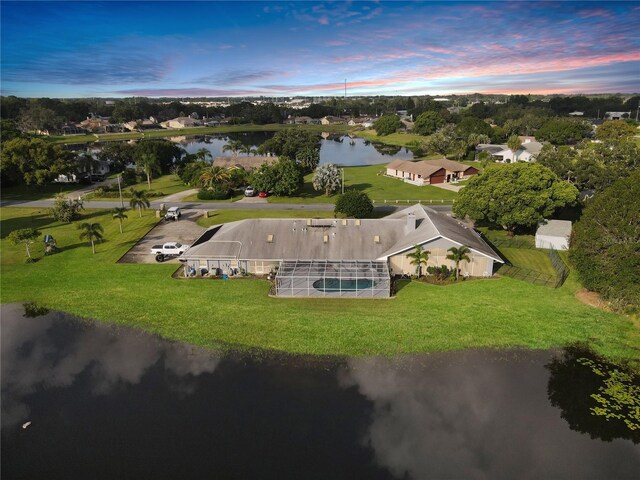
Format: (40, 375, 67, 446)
(476, 136, 543, 163)
(180, 204, 503, 297)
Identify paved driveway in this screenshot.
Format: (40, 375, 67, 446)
(118, 210, 206, 264)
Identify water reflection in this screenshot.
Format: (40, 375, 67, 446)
(340, 352, 640, 479)
(547, 345, 640, 444)
(1, 304, 219, 430)
(2, 306, 639, 479)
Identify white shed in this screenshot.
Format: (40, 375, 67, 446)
(535, 220, 572, 250)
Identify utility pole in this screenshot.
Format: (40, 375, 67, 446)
(117, 173, 124, 208)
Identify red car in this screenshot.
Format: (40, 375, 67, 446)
(258, 191, 268, 198)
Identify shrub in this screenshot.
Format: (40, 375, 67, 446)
(334, 190, 373, 218)
(197, 188, 231, 200)
(426, 265, 454, 281)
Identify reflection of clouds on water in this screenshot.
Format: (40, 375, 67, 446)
(340, 353, 640, 480)
(1, 305, 219, 429)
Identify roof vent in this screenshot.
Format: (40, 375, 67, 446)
(323, 235, 329, 243)
(306, 219, 312, 226)
(374, 235, 380, 243)
(342, 219, 347, 226)
(355, 219, 361, 226)
(266, 234, 274, 243)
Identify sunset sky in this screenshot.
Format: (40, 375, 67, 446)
(1, 1, 639, 98)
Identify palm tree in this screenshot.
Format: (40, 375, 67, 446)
(200, 165, 230, 190)
(77, 153, 100, 181)
(446, 246, 471, 281)
(222, 140, 243, 156)
(78, 222, 104, 254)
(507, 135, 522, 163)
(195, 148, 212, 162)
(137, 153, 159, 189)
(112, 207, 128, 233)
(129, 189, 150, 217)
(239, 144, 253, 156)
(406, 244, 430, 278)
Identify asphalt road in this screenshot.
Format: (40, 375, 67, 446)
(1, 198, 453, 214)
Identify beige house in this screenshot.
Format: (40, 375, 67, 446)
(212, 155, 277, 170)
(180, 204, 503, 297)
(387, 159, 478, 185)
(160, 117, 201, 129)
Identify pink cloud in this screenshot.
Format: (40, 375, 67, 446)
(578, 9, 613, 19)
(318, 15, 329, 25)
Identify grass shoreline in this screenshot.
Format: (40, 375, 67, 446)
(1, 206, 638, 365)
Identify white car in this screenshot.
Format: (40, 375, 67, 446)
(244, 186, 255, 197)
(165, 207, 182, 221)
(150, 242, 189, 256)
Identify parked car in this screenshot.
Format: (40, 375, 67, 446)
(150, 242, 189, 257)
(90, 173, 105, 182)
(244, 186, 255, 197)
(258, 191, 268, 198)
(164, 206, 182, 221)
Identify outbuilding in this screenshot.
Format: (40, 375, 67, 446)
(535, 220, 572, 250)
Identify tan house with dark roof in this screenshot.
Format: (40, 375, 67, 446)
(386, 159, 478, 185)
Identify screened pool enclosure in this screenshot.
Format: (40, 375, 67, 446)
(274, 260, 391, 298)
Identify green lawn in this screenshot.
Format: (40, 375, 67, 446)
(1, 182, 82, 201)
(1, 206, 638, 364)
(267, 164, 458, 204)
(500, 248, 557, 276)
(197, 209, 335, 228)
(358, 130, 426, 147)
(87, 174, 192, 200)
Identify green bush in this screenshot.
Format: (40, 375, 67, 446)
(570, 170, 640, 312)
(334, 190, 373, 218)
(197, 188, 231, 200)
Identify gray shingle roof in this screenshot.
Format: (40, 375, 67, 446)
(182, 205, 503, 263)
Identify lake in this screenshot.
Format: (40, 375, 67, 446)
(2, 304, 639, 479)
(168, 132, 413, 166)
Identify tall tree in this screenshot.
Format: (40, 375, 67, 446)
(129, 189, 150, 217)
(312, 163, 342, 196)
(446, 246, 471, 280)
(137, 153, 159, 189)
(195, 148, 213, 162)
(373, 114, 402, 136)
(453, 163, 578, 235)
(413, 111, 445, 136)
(78, 222, 104, 254)
(406, 244, 430, 278)
(222, 140, 243, 156)
(112, 207, 128, 234)
(334, 190, 373, 218)
(570, 170, 640, 312)
(507, 135, 522, 162)
(8, 228, 41, 260)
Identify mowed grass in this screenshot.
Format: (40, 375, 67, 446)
(1, 207, 638, 363)
(88, 174, 192, 200)
(1, 182, 82, 201)
(357, 130, 426, 147)
(198, 209, 335, 228)
(268, 164, 458, 204)
(500, 248, 557, 276)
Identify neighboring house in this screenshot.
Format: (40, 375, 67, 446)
(535, 220, 572, 250)
(386, 159, 478, 185)
(212, 155, 277, 171)
(605, 111, 630, 120)
(160, 117, 201, 129)
(348, 117, 373, 126)
(123, 118, 159, 131)
(80, 118, 111, 132)
(321, 116, 346, 125)
(179, 204, 503, 297)
(476, 136, 543, 163)
(60, 124, 87, 135)
(285, 116, 315, 125)
(568, 111, 584, 116)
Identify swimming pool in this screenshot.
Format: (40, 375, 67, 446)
(312, 278, 374, 292)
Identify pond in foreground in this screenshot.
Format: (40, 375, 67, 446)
(2, 304, 638, 479)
